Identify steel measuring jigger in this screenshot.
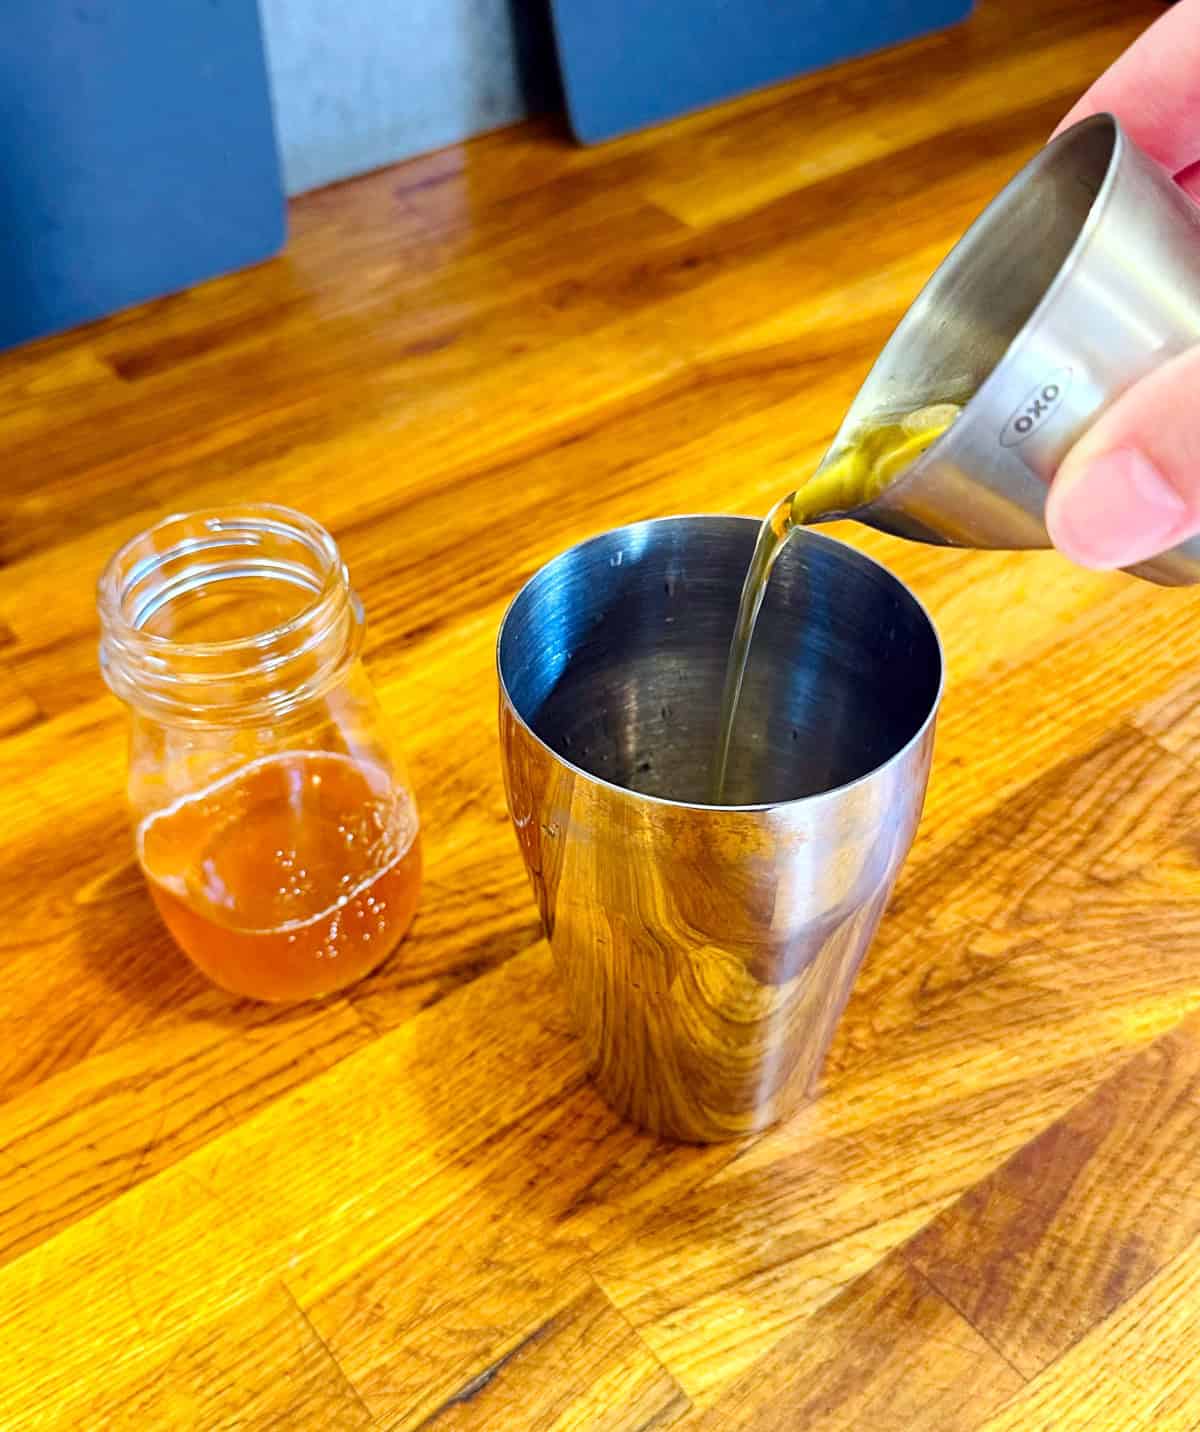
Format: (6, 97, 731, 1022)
(824, 113, 1200, 585)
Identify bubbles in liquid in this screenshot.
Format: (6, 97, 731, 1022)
(138, 751, 421, 1001)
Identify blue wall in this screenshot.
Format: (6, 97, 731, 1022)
(259, 0, 555, 195)
(0, 0, 286, 349)
(259, 0, 972, 196)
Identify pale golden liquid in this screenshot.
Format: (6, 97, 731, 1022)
(140, 751, 421, 1001)
(711, 403, 960, 803)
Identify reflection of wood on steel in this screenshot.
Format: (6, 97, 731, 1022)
(502, 704, 926, 1141)
(1, 0, 1194, 1423)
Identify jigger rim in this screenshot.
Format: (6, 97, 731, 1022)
(496, 514, 945, 815)
(843, 111, 1123, 522)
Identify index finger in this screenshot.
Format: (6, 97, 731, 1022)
(1055, 0, 1200, 181)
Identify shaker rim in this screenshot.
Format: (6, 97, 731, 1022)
(496, 513, 945, 814)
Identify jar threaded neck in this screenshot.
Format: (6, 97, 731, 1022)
(98, 505, 363, 726)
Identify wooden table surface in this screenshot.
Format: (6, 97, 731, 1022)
(3, 0, 1198, 1425)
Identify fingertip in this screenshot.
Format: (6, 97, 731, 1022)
(1046, 447, 1190, 571)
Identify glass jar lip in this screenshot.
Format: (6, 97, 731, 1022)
(98, 503, 364, 726)
(97, 502, 344, 659)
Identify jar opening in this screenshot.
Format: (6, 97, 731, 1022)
(98, 505, 363, 724)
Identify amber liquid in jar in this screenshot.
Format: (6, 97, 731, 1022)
(138, 750, 421, 1001)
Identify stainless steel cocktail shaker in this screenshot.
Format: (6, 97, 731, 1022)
(498, 517, 942, 1140)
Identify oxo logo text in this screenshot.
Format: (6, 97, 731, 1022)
(999, 368, 1073, 448)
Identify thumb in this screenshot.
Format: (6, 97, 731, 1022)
(1045, 345, 1200, 570)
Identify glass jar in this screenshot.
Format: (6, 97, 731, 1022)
(97, 505, 421, 1002)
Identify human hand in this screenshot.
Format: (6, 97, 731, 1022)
(1045, 0, 1200, 570)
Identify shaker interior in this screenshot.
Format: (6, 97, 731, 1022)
(499, 517, 942, 806)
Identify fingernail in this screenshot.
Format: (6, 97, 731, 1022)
(1048, 447, 1189, 569)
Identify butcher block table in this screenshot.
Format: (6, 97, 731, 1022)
(2, 0, 1198, 1425)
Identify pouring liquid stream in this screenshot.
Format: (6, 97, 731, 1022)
(711, 402, 961, 803)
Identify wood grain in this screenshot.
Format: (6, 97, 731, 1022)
(977, 1232, 1200, 1431)
(306, 1203, 686, 1430)
(906, 1013, 1200, 1377)
(2, 0, 1197, 1424)
(683, 1257, 1025, 1431)
(94, 1284, 375, 1431)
